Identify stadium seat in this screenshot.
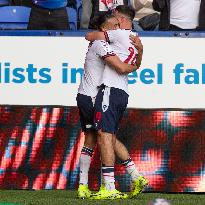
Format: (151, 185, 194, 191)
(0, 0, 10, 6)
(66, 7, 77, 30)
(0, 0, 9, 6)
(0, 6, 31, 29)
(77, 4, 82, 23)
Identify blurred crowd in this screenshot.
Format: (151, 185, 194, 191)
(1, 0, 205, 31)
(80, 0, 205, 31)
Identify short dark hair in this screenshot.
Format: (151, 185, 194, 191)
(115, 5, 135, 21)
(98, 10, 116, 29)
(92, 10, 116, 30)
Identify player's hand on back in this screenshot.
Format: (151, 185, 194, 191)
(129, 35, 143, 52)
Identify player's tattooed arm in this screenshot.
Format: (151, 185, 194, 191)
(85, 31, 106, 41)
(130, 35, 143, 69)
(105, 55, 137, 74)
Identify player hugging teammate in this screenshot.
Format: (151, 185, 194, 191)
(77, 5, 148, 200)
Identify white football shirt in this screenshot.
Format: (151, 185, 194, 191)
(102, 29, 138, 94)
(78, 40, 115, 97)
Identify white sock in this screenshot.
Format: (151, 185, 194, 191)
(122, 158, 141, 181)
(102, 166, 115, 191)
(79, 146, 94, 185)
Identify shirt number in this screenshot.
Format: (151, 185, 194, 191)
(124, 47, 137, 66)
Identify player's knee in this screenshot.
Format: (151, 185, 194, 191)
(97, 130, 112, 146)
(97, 130, 104, 145)
(84, 130, 97, 149)
(97, 129, 103, 137)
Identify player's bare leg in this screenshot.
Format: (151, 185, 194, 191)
(114, 135, 141, 179)
(84, 130, 97, 149)
(114, 136, 129, 161)
(90, 130, 127, 199)
(98, 130, 115, 171)
(113, 135, 148, 198)
(97, 130, 115, 192)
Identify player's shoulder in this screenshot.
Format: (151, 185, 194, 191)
(123, 29, 137, 37)
(89, 40, 110, 53)
(92, 40, 108, 47)
(107, 28, 128, 33)
(110, 29, 136, 37)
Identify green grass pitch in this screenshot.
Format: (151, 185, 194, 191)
(0, 190, 205, 205)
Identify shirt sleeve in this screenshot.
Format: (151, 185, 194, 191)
(94, 40, 116, 59)
(104, 29, 125, 44)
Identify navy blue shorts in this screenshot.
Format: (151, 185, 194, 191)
(94, 86, 128, 134)
(76, 93, 95, 132)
